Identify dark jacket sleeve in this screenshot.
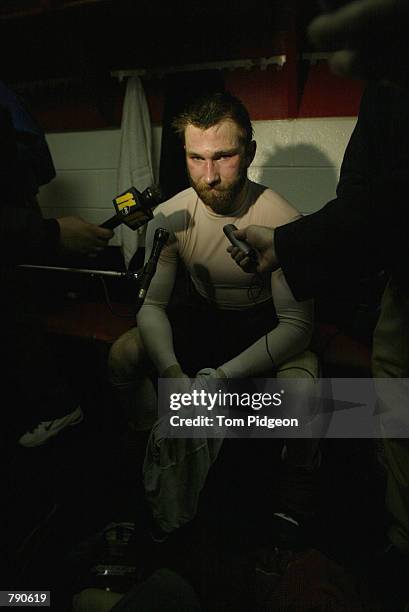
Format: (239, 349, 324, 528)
(0, 106, 60, 264)
(0, 207, 60, 264)
(0, 81, 56, 197)
(274, 84, 385, 301)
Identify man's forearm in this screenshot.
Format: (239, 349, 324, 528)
(220, 269, 313, 377)
(137, 305, 179, 375)
(220, 304, 313, 377)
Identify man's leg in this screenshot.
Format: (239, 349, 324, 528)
(277, 350, 322, 470)
(273, 350, 322, 529)
(106, 327, 158, 525)
(108, 327, 157, 433)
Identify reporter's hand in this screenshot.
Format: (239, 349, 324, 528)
(309, 0, 409, 87)
(227, 225, 279, 273)
(57, 216, 113, 256)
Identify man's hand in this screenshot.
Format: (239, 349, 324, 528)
(57, 216, 114, 256)
(161, 363, 191, 395)
(196, 367, 227, 378)
(227, 225, 279, 274)
(309, 0, 409, 87)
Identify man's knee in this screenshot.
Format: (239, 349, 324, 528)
(108, 327, 144, 384)
(108, 329, 157, 431)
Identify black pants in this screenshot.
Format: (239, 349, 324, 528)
(169, 282, 278, 377)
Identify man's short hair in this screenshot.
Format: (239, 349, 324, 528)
(172, 91, 254, 145)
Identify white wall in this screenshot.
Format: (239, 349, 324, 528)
(38, 117, 357, 244)
(250, 118, 356, 214)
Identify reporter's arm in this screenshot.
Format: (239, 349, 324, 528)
(274, 83, 383, 301)
(57, 216, 113, 256)
(308, 0, 409, 86)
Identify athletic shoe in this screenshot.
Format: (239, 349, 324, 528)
(18, 406, 83, 447)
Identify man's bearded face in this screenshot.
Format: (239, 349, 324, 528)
(185, 120, 253, 215)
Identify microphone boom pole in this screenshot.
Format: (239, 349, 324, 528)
(18, 264, 139, 280)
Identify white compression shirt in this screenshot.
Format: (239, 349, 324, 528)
(137, 180, 314, 377)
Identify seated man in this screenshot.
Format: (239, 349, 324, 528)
(109, 91, 319, 534)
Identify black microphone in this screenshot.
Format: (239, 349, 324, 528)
(135, 227, 170, 310)
(223, 224, 257, 261)
(100, 185, 163, 231)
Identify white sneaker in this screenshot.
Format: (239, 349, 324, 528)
(19, 406, 84, 447)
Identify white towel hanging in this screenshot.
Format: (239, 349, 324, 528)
(116, 76, 154, 268)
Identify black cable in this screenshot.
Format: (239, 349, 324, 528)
(247, 272, 276, 370)
(264, 330, 276, 370)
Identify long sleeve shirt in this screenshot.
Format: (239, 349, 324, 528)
(137, 181, 313, 377)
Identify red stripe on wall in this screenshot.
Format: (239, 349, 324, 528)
(298, 63, 364, 118)
(30, 63, 364, 132)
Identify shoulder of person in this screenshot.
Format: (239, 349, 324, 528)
(150, 187, 196, 238)
(153, 187, 196, 216)
(254, 182, 301, 226)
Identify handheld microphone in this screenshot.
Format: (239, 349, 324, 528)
(135, 227, 169, 310)
(223, 224, 257, 261)
(100, 185, 163, 231)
